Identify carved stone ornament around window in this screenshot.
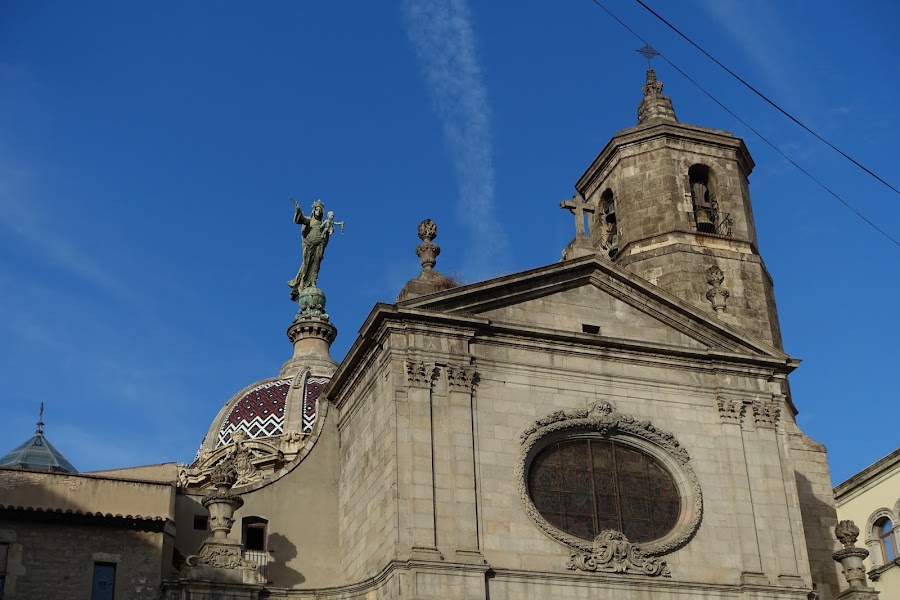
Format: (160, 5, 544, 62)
(517, 401, 703, 561)
(406, 360, 438, 388)
(705, 266, 729, 313)
(567, 530, 671, 577)
(447, 365, 476, 391)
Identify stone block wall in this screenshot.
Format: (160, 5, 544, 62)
(0, 516, 170, 600)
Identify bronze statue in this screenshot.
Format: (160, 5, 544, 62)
(287, 198, 341, 302)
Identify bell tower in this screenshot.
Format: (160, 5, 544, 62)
(571, 67, 783, 349)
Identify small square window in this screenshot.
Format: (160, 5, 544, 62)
(193, 515, 209, 531)
(582, 324, 600, 335)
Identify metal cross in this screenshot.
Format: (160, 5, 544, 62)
(560, 195, 595, 237)
(636, 44, 660, 68)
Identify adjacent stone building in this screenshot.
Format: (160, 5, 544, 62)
(0, 68, 855, 599)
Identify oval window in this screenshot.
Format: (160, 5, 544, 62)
(528, 438, 680, 543)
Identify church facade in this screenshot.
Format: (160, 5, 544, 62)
(0, 69, 860, 600)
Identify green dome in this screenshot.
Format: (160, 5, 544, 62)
(0, 428, 77, 474)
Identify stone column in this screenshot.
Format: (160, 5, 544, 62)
(399, 360, 442, 560)
(444, 364, 483, 563)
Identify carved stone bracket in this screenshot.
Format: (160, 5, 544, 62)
(447, 365, 477, 392)
(406, 360, 438, 389)
(566, 530, 670, 577)
(752, 400, 780, 429)
(517, 401, 702, 558)
(705, 266, 730, 313)
(716, 397, 745, 424)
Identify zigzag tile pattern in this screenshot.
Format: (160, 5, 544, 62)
(216, 379, 291, 447)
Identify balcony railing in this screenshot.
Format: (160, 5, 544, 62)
(243, 549, 269, 580)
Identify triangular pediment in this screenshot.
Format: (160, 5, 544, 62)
(398, 255, 788, 360)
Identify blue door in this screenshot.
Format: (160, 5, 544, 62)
(91, 563, 115, 600)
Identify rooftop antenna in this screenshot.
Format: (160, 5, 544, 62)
(36, 402, 45, 434)
(636, 44, 660, 69)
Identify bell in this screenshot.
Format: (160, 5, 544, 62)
(605, 204, 617, 224)
(608, 232, 619, 258)
(696, 209, 715, 233)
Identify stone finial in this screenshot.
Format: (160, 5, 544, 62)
(833, 520, 877, 593)
(705, 265, 730, 313)
(416, 219, 441, 274)
(836, 520, 860, 549)
(637, 68, 677, 124)
(399, 219, 452, 301)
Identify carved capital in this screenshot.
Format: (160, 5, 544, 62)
(406, 360, 438, 389)
(447, 365, 476, 392)
(566, 530, 670, 577)
(716, 397, 744, 424)
(752, 400, 780, 429)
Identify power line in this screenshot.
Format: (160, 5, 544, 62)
(586, 0, 900, 249)
(634, 0, 900, 198)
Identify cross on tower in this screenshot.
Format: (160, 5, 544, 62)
(560, 195, 595, 237)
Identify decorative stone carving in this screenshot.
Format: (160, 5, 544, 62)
(415, 219, 441, 275)
(406, 360, 438, 388)
(705, 266, 730, 313)
(517, 401, 702, 558)
(183, 461, 263, 583)
(836, 520, 860, 548)
(447, 365, 476, 391)
(833, 520, 876, 593)
(642, 68, 664, 96)
(752, 400, 780, 429)
(566, 530, 670, 577)
(716, 397, 744, 423)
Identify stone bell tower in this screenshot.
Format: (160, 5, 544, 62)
(568, 68, 783, 349)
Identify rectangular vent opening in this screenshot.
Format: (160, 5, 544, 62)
(582, 324, 601, 335)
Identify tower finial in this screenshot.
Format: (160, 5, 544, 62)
(635, 45, 677, 124)
(36, 402, 45, 434)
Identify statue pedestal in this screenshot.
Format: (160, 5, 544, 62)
(279, 316, 337, 377)
(182, 538, 264, 585)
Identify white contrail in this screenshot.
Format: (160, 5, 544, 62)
(402, 0, 508, 279)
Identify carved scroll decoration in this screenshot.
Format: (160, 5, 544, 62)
(517, 401, 702, 560)
(566, 530, 671, 577)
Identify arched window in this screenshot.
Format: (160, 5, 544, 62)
(599, 189, 619, 258)
(688, 164, 717, 233)
(876, 517, 898, 563)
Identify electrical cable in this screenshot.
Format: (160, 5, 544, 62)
(586, 0, 900, 248)
(634, 0, 900, 198)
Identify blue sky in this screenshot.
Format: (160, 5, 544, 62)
(1, 1, 897, 484)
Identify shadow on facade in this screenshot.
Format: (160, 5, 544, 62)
(795, 471, 841, 597)
(267, 531, 304, 586)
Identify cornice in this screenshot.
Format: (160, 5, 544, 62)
(576, 121, 755, 192)
(834, 447, 900, 501)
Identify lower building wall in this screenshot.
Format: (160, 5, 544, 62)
(0, 516, 170, 600)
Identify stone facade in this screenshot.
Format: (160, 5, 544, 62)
(0, 69, 847, 600)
